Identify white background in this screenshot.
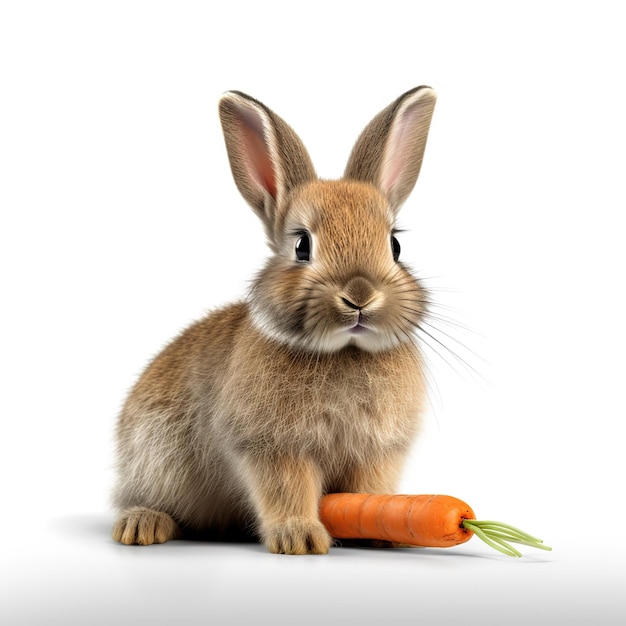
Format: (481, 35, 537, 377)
(1, 1, 625, 624)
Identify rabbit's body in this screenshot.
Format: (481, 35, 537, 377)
(115, 299, 424, 538)
(113, 89, 437, 554)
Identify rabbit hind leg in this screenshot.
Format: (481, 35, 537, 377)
(112, 506, 181, 545)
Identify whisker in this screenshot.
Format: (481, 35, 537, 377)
(413, 344, 444, 428)
(423, 310, 482, 337)
(412, 325, 470, 383)
(423, 304, 485, 336)
(416, 323, 489, 387)
(419, 319, 489, 366)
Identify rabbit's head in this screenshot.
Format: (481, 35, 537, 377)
(219, 87, 436, 353)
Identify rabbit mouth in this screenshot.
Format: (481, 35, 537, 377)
(349, 323, 369, 335)
(347, 316, 374, 335)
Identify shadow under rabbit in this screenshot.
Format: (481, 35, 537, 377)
(48, 514, 545, 562)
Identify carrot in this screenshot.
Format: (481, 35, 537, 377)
(319, 493, 551, 557)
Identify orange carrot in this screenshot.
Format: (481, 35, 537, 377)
(319, 493, 551, 557)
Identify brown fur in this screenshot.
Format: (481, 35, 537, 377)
(112, 87, 437, 553)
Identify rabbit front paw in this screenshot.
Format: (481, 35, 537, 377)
(264, 517, 332, 555)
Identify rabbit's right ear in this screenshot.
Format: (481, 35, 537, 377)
(219, 91, 316, 241)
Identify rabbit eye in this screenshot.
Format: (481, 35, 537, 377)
(391, 235, 401, 262)
(295, 233, 311, 262)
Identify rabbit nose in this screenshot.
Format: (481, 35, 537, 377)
(341, 296, 362, 310)
(340, 276, 381, 310)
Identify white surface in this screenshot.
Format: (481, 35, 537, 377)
(5, 515, 624, 625)
(1, 2, 625, 625)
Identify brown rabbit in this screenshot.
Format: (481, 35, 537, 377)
(112, 86, 437, 554)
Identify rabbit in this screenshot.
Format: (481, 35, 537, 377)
(112, 85, 437, 554)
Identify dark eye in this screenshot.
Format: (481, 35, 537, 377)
(295, 233, 311, 262)
(391, 235, 401, 262)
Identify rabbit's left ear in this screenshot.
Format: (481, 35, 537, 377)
(344, 86, 437, 214)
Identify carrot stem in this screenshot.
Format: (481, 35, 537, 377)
(469, 520, 544, 543)
(462, 519, 552, 557)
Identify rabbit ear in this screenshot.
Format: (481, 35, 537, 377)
(219, 91, 316, 240)
(344, 86, 437, 214)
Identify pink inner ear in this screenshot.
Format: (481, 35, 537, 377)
(236, 109, 278, 200)
(380, 107, 414, 198)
